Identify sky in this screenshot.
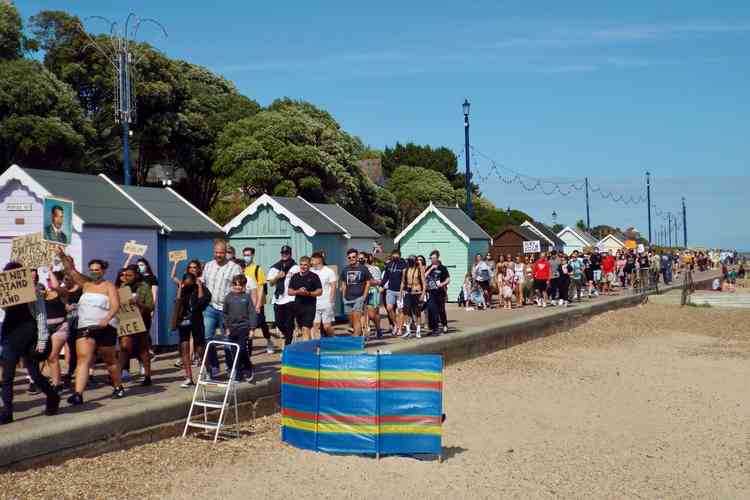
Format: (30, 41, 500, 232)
(18, 1, 750, 250)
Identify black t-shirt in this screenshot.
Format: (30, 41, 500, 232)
(289, 271, 322, 307)
(626, 255, 636, 268)
(383, 259, 407, 292)
(426, 264, 449, 291)
(143, 274, 159, 287)
(341, 264, 372, 301)
(589, 253, 602, 270)
(637, 255, 650, 269)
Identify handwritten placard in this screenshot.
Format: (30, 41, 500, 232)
(0, 268, 36, 308)
(10, 233, 62, 269)
(116, 288, 147, 337)
(123, 240, 148, 256)
(169, 249, 187, 262)
(523, 240, 541, 254)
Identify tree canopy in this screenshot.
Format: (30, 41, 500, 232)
(386, 165, 457, 227)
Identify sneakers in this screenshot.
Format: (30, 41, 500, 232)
(244, 369, 255, 384)
(443, 325, 448, 335)
(67, 392, 84, 406)
(400, 327, 411, 339)
(45, 393, 61, 416)
(140, 376, 152, 387)
(558, 299, 565, 306)
(179, 379, 195, 389)
(28, 382, 39, 395)
(112, 386, 125, 399)
(54, 384, 64, 396)
(415, 326, 422, 339)
(121, 370, 131, 382)
(266, 343, 275, 355)
(174, 360, 183, 368)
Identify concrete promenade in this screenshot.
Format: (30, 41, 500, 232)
(0, 271, 718, 469)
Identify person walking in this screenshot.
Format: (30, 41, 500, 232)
(1, 263, 60, 424)
(288, 256, 323, 341)
(118, 265, 155, 387)
(363, 252, 383, 338)
(558, 255, 571, 306)
(43, 269, 70, 394)
(569, 251, 585, 302)
(57, 251, 123, 405)
(242, 248, 274, 354)
(601, 250, 616, 295)
(202, 240, 243, 378)
(400, 255, 426, 338)
(340, 249, 372, 337)
(311, 252, 337, 338)
(382, 250, 407, 336)
(533, 252, 551, 307)
(267, 245, 299, 347)
(513, 254, 526, 308)
(472, 254, 492, 307)
(548, 251, 560, 304)
(222, 275, 257, 382)
(425, 250, 450, 335)
(173, 271, 210, 388)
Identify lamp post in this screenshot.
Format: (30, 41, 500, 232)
(552, 210, 557, 226)
(682, 197, 688, 248)
(646, 172, 652, 244)
(463, 99, 473, 218)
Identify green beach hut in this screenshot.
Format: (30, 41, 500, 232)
(394, 202, 491, 301)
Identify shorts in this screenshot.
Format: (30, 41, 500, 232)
(403, 293, 422, 317)
(366, 288, 381, 308)
(178, 322, 205, 346)
(502, 286, 513, 299)
(295, 304, 316, 328)
(533, 279, 548, 292)
(343, 297, 365, 315)
(385, 289, 400, 307)
(593, 270, 602, 282)
(314, 306, 335, 325)
(605, 272, 615, 283)
(48, 320, 69, 343)
(478, 280, 490, 290)
(77, 325, 117, 347)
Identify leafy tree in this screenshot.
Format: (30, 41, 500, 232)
(0, 58, 91, 169)
(576, 219, 587, 232)
(464, 196, 532, 236)
(382, 142, 457, 178)
(386, 165, 456, 228)
(551, 223, 564, 234)
(0, 2, 26, 61)
(591, 224, 620, 240)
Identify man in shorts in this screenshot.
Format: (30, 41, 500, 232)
(288, 256, 322, 341)
(340, 248, 371, 337)
(601, 250, 616, 295)
(472, 254, 492, 306)
(311, 252, 337, 337)
(382, 249, 407, 336)
(589, 248, 602, 296)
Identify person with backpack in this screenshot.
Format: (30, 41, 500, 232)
(242, 247, 274, 354)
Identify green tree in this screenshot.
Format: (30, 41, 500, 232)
(386, 165, 456, 228)
(551, 223, 564, 233)
(0, 2, 26, 61)
(0, 58, 91, 169)
(576, 219, 587, 232)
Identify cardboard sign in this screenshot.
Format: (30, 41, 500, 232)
(116, 288, 147, 337)
(0, 268, 37, 308)
(123, 240, 148, 256)
(624, 239, 637, 250)
(522, 240, 541, 254)
(10, 233, 62, 269)
(637, 243, 645, 254)
(169, 249, 187, 262)
(43, 196, 74, 246)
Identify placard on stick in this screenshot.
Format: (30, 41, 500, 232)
(522, 240, 541, 254)
(0, 268, 37, 308)
(123, 240, 148, 256)
(116, 288, 147, 337)
(10, 232, 62, 269)
(169, 249, 187, 262)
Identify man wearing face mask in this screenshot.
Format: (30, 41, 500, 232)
(267, 245, 300, 346)
(242, 247, 274, 354)
(382, 249, 407, 336)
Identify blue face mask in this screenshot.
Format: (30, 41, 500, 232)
(243, 255, 253, 264)
(138, 264, 147, 274)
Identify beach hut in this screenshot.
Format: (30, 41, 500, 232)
(520, 220, 566, 252)
(393, 203, 491, 301)
(310, 202, 380, 255)
(556, 226, 598, 255)
(490, 225, 548, 261)
(598, 232, 627, 253)
(224, 194, 352, 321)
(99, 175, 225, 345)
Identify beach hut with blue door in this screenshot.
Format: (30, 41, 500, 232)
(224, 194, 379, 321)
(99, 175, 225, 346)
(0, 165, 163, 325)
(394, 202, 491, 301)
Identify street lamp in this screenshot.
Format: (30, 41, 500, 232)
(552, 210, 557, 225)
(506, 206, 511, 217)
(463, 99, 472, 218)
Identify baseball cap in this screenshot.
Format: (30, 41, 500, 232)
(280, 245, 292, 254)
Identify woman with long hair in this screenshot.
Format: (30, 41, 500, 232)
(173, 272, 210, 387)
(400, 255, 426, 339)
(513, 254, 526, 307)
(57, 249, 123, 405)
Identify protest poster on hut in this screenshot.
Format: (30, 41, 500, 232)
(0, 268, 36, 308)
(10, 232, 62, 269)
(116, 288, 147, 337)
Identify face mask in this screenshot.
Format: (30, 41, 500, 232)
(137, 264, 147, 274)
(89, 271, 102, 281)
(358, 259, 365, 264)
(243, 255, 253, 264)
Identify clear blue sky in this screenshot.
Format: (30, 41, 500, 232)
(19, 1, 750, 250)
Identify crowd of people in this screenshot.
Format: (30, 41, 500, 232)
(1, 237, 740, 423)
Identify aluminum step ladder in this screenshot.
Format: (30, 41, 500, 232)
(183, 340, 241, 443)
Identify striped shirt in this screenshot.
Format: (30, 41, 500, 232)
(202, 259, 243, 311)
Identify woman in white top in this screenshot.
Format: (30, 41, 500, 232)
(514, 254, 526, 307)
(58, 249, 122, 405)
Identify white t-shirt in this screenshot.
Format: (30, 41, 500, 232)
(313, 266, 338, 310)
(245, 275, 257, 294)
(266, 264, 300, 305)
(202, 259, 243, 310)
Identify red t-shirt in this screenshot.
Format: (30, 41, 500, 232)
(602, 255, 616, 273)
(533, 259, 550, 280)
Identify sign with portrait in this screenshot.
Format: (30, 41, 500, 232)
(116, 288, 147, 337)
(10, 232, 62, 269)
(43, 196, 74, 245)
(522, 240, 541, 254)
(0, 268, 36, 308)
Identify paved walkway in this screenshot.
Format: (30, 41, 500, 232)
(0, 270, 717, 467)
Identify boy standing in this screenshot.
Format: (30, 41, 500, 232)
(222, 275, 257, 383)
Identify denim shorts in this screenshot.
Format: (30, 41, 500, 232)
(385, 289, 400, 306)
(343, 297, 365, 314)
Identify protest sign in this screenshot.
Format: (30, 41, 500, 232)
(116, 288, 147, 337)
(169, 249, 187, 262)
(0, 268, 36, 308)
(123, 240, 148, 256)
(523, 240, 541, 254)
(637, 243, 645, 254)
(43, 196, 74, 245)
(625, 240, 637, 250)
(10, 233, 62, 269)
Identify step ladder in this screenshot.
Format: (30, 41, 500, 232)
(183, 340, 241, 443)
